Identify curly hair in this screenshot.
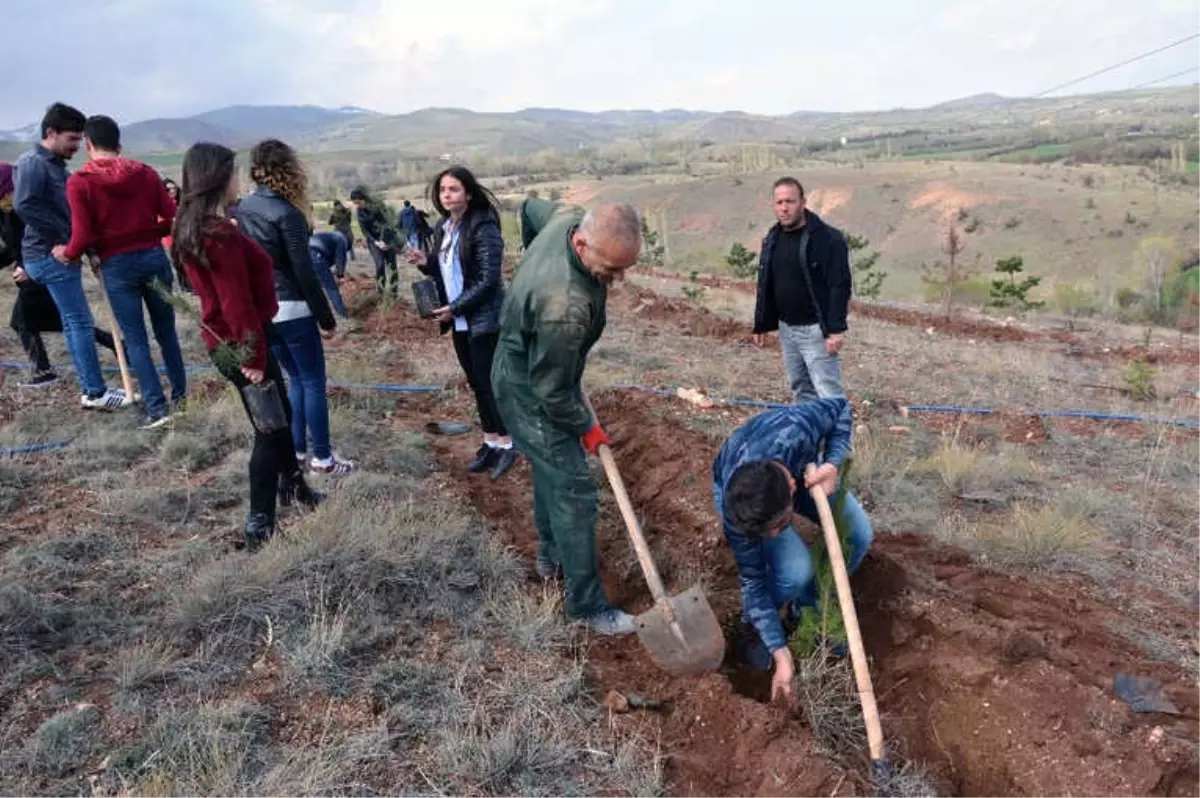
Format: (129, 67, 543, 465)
(249, 138, 310, 223)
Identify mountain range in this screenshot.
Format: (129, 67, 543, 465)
(1, 85, 1195, 157)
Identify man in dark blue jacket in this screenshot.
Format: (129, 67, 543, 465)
(309, 231, 349, 319)
(712, 397, 873, 701)
(15, 102, 129, 410)
(752, 177, 852, 403)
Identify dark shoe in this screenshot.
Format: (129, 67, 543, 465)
(278, 472, 325, 510)
(18, 372, 58, 389)
(467, 444, 496, 473)
(489, 448, 517, 481)
(738, 619, 773, 671)
(244, 511, 274, 552)
(138, 412, 173, 430)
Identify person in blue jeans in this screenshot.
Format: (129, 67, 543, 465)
(56, 115, 186, 428)
(13, 102, 129, 410)
(236, 139, 356, 478)
(309, 231, 349, 319)
(712, 396, 873, 702)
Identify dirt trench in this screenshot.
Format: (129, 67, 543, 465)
(425, 389, 1198, 797)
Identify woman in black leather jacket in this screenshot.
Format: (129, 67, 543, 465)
(236, 139, 357, 480)
(407, 165, 515, 481)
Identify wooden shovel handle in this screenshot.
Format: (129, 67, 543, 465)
(805, 464, 885, 762)
(95, 262, 135, 399)
(579, 384, 671, 605)
(596, 443, 671, 604)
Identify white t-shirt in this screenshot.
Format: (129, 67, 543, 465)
(439, 220, 468, 333)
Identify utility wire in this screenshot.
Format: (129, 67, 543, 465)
(1033, 33, 1200, 97)
(1128, 66, 1200, 91)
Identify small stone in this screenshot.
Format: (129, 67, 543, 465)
(887, 425, 910, 435)
(1002, 631, 1048, 664)
(602, 690, 630, 713)
(1147, 726, 1165, 748)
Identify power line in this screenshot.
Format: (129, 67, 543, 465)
(1129, 66, 1200, 91)
(1034, 32, 1200, 97)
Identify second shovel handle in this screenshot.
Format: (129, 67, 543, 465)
(596, 444, 670, 603)
(805, 464, 885, 762)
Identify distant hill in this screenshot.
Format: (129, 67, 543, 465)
(1, 85, 1195, 158)
(933, 93, 1008, 110)
(0, 123, 38, 143)
(189, 104, 379, 136)
(120, 118, 245, 153)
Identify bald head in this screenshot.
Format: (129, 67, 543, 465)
(574, 202, 642, 283)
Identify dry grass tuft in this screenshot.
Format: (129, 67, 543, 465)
(794, 647, 867, 759)
(975, 502, 1101, 570)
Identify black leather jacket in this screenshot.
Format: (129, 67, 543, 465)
(235, 188, 335, 331)
(420, 207, 505, 338)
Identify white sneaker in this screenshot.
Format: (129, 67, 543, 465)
(580, 608, 637, 637)
(81, 388, 130, 411)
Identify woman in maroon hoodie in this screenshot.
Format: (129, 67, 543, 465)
(170, 142, 322, 551)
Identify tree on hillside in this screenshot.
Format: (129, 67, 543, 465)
(989, 255, 1044, 313)
(845, 232, 886, 300)
(921, 223, 974, 320)
(724, 243, 758, 279)
(639, 216, 665, 267)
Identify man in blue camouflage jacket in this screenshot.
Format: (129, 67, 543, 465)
(712, 397, 873, 701)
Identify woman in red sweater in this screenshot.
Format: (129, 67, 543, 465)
(169, 142, 322, 551)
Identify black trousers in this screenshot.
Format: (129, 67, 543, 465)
(19, 328, 115, 374)
(369, 245, 398, 297)
(452, 330, 507, 435)
(217, 348, 300, 519)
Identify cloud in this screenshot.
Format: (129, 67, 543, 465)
(0, 0, 1195, 128)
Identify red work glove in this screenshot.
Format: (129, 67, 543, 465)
(581, 423, 611, 455)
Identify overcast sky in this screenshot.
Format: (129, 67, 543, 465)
(2, 0, 1197, 128)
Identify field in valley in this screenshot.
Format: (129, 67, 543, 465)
(0, 233, 1196, 795)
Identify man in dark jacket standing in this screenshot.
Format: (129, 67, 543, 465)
(752, 177, 851, 403)
(15, 102, 129, 410)
(492, 197, 641, 636)
(349, 186, 398, 298)
(328, 200, 354, 266)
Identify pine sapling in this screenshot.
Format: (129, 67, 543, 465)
(788, 458, 856, 658)
(150, 277, 253, 373)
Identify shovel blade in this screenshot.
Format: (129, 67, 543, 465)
(634, 584, 726, 675)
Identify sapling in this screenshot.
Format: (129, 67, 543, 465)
(150, 277, 253, 373)
(788, 457, 855, 657)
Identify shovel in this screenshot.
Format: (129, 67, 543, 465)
(583, 391, 725, 675)
(92, 257, 136, 401)
(805, 464, 891, 785)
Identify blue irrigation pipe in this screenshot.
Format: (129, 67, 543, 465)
(1, 361, 442, 395)
(900, 404, 1199, 429)
(0, 440, 71, 457)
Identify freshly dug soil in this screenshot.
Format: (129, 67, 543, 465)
(425, 390, 1198, 796)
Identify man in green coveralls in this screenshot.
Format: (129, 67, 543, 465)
(492, 197, 642, 636)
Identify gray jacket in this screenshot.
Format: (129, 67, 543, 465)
(13, 145, 71, 264)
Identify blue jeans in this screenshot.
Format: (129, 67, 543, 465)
(779, 321, 845, 403)
(23, 256, 106, 397)
(312, 252, 348, 318)
(766, 489, 873, 609)
(101, 247, 187, 417)
(270, 317, 332, 460)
